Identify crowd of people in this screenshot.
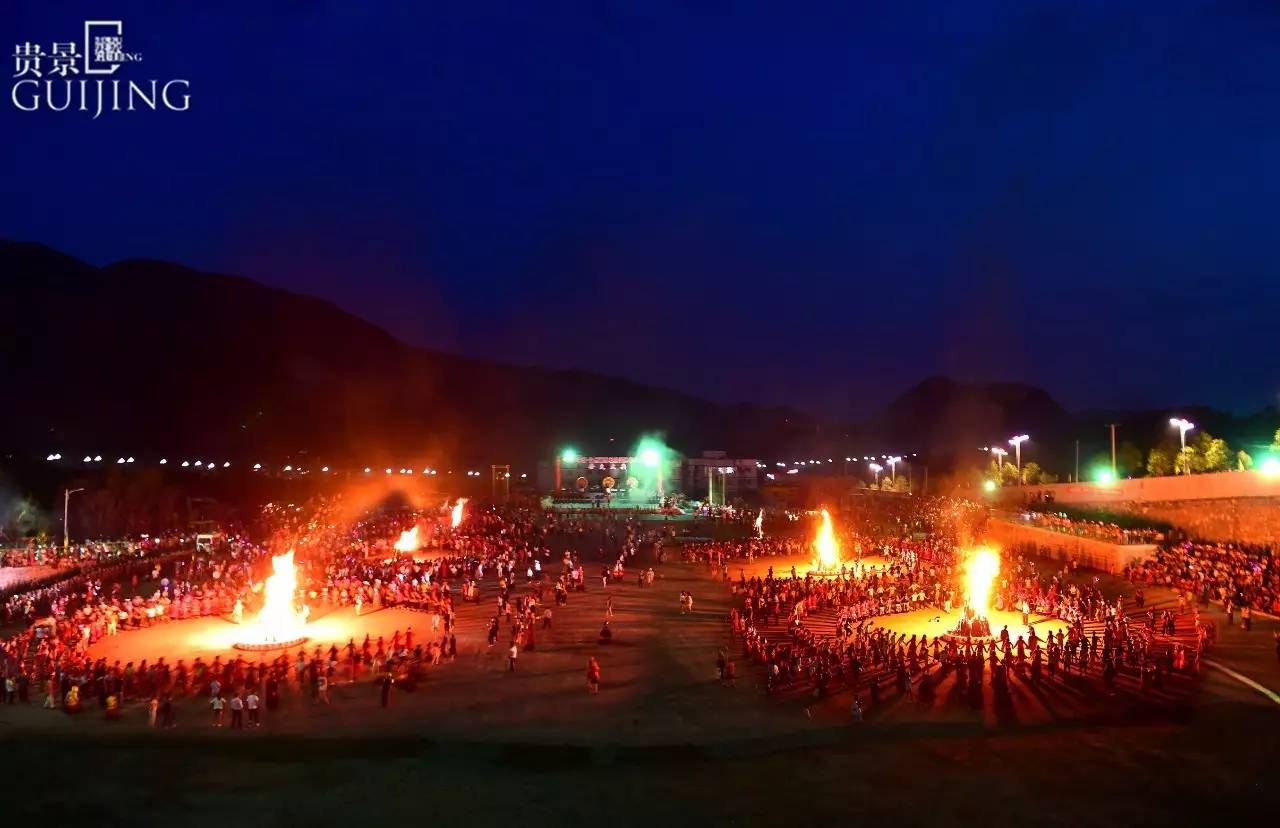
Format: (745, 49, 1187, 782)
(1127, 540, 1279, 618)
(0, 495, 667, 726)
(698, 498, 1207, 710)
(1016, 510, 1166, 545)
(0, 488, 1269, 731)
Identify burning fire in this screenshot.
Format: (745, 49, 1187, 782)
(754, 508, 763, 539)
(450, 498, 467, 530)
(241, 550, 309, 645)
(963, 547, 1000, 619)
(394, 525, 421, 553)
(813, 508, 840, 570)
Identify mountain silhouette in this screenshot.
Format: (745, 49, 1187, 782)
(0, 241, 823, 467)
(4, 241, 1270, 475)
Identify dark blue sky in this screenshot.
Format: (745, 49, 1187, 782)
(5, 1, 1279, 417)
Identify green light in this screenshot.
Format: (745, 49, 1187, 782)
(560, 448, 578, 464)
(639, 448, 660, 467)
(1094, 468, 1115, 485)
(982, 479, 997, 493)
(1261, 456, 1280, 478)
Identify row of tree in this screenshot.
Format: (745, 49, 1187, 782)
(972, 426, 1280, 489)
(863, 475, 912, 493)
(983, 459, 1058, 486)
(1090, 427, 1280, 479)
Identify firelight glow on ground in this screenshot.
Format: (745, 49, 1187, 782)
(237, 550, 309, 646)
(870, 607, 1067, 643)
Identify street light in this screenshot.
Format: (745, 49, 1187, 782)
(869, 462, 883, 485)
(1169, 418, 1195, 474)
(1008, 435, 1029, 472)
(990, 446, 1007, 467)
(555, 448, 578, 491)
(63, 487, 85, 557)
(887, 455, 902, 480)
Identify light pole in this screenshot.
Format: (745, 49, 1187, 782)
(869, 462, 882, 486)
(556, 448, 577, 492)
(887, 455, 901, 481)
(1169, 418, 1195, 474)
(640, 447, 662, 499)
(990, 446, 1007, 477)
(63, 487, 85, 557)
(1008, 435, 1029, 482)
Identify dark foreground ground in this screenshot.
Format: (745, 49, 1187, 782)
(5, 700, 1276, 827)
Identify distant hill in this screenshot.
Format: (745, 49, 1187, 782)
(3, 241, 1272, 476)
(866, 376, 1070, 454)
(0, 241, 826, 467)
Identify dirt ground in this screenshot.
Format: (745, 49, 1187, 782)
(2, 552, 1278, 825)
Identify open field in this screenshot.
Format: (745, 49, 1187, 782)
(2, 551, 1277, 826)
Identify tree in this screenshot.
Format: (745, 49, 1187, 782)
(1022, 461, 1043, 485)
(1188, 431, 1231, 473)
(1271, 427, 1280, 452)
(1237, 450, 1253, 471)
(1147, 447, 1173, 477)
(1117, 442, 1143, 476)
(1175, 446, 1198, 475)
(2, 495, 47, 539)
(999, 462, 1020, 487)
(1201, 437, 1232, 472)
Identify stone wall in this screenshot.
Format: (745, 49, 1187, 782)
(996, 469, 1280, 545)
(1104, 499, 1280, 545)
(1004, 469, 1280, 505)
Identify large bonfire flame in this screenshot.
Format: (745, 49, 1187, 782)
(963, 547, 1000, 619)
(451, 498, 467, 530)
(240, 550, 309, 646)
(754, 508, 763, 539)
(394, 525, 421, 553)
(813, 508, 840, 571)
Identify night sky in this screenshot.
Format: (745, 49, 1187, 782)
(4, 2, 1279, 418)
